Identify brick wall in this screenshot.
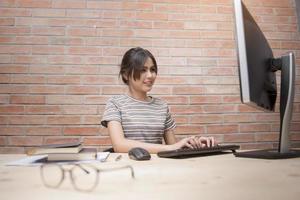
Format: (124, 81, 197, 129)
(0, 0, 299, 153)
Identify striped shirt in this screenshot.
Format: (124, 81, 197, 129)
(101, 94, 176, 144)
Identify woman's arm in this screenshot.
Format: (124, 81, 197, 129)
(108, 121, 216, 153)
(107, 121, 177, 153)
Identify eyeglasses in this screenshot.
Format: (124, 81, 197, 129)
(40, 163, 135, 192)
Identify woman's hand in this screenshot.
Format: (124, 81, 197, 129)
(170, 136, 216, 150)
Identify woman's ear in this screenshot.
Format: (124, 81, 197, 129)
(122, 74, 128, 84)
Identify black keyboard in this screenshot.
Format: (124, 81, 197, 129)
(157, 144, 240, 158)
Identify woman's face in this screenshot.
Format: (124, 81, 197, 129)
(128, 57, 157, 94)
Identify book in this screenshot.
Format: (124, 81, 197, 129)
(27, 141, 83, 155)
(47, 148, 97, 161)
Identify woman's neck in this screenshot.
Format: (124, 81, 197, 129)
(128, 89, 149, 102)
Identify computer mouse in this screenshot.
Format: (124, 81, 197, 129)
(128, 147, 151, 161)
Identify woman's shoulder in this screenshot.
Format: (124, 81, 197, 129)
(151, 96, 169, 107)
(106, 95, 128, 104)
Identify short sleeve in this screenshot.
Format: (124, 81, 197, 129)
(101, 97, 121, 127)
(164, 106, 176, 131)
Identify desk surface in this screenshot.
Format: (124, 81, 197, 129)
(0, 153, 300, 200)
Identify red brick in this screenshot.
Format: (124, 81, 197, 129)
(0, 74, 10, 83)
(175, 125, 205, 134)
(84, 136, 111, 145)
(291, 133, 300, 141)
(222, 96, 240, 103)
(13, 55, 47, 64)
(82, 76, 118, 85)
(67, 28, 96, 37)
(47, 95, 83, 105)
(66, 86, 99, 94)
(202, 105, 237, 113)
(68, 47, 101, 55)
(290, 123, 300, 131)
(25, 127, 62, 136)
(43, 137, 81, 145)
(47, 76, 81, 85)
(25, 105, 61, 114)
(32, 8, 65, 17)
(224, 114, 255, 123)
(48, 55, 83, 65)
(10, 95, 45, 104)
(0, 95, 9, 104)
(0, 127, 24, 135)
(86, 56, 118, 65)
(52, 0, 85, 8)
(32, 27, 65, 36)
(240, 124, 272, 133)
(0, 45, 31, 54)
(0, 116, 8, 125)
(87, 1, 121, 9)
(9, 116, 46, 125)
(29, 86, 65, 94)
(170, 105, 203, 114)
(102, 86, 127, 95)
(83, 115, 102, 125)
(207, 125, 238, 134)
(255, 132, 279, 142)
(0, 8, 31, 17)
(47, 116, 81, 125)
(64, 127, 100, 136)
(190, 96, 222, 104)
(65, 66, 99, 75)
(0, 85, 29, 94)
(0, 27, 30, 35)
(85, 96, 110, 105)
(120, 21, 152, 29)
(0, 105, 24, 114)
(173, 86, 206, 95)
(9, 136, 43, 146)
(0, 135, 7, 145)
(160, 96, 189, 105)
(190, 115, 223, 124)
(62, 105, 98, 114)
(173, 116, 189, 124)
(10, 75, 46, 84)
(16, 0, 51, 8)
(121, 2, 152, 10)
(224, 133, 255, 143)
(240, 143, 275, 151)
(29, 65, 65, 74)
(32, 46, 64, 55)
(86, 38, 119, 46)
(0, 18, 14, 25)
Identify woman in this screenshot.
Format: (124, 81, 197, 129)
(101, 47, 216, 153)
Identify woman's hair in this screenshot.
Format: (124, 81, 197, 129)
(119, 47, 157, 84)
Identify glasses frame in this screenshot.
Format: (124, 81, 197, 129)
(40, 163, 135, 192)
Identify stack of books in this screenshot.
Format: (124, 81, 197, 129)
(27, 141, 97, 161)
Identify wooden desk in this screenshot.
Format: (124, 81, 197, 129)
(0, 153, 300, 200)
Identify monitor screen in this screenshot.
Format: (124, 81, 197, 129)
(234, 0, 277, 111)
(233, 0, 299, 158)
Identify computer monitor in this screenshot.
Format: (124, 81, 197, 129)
(233, 0, 300, 159)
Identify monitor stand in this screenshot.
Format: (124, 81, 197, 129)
(235, 52, 300, 159)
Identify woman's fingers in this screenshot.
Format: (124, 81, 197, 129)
(195, 136, 217, 148)
(180, 136, 217, 149)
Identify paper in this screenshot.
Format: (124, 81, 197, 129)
(5, 152, 110, 167)
(5, 155, 48, 166)
(96, 152, 110, 162)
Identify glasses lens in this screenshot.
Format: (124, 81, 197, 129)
(41, 164, 63, 188)
(71, 165, 98, 191)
